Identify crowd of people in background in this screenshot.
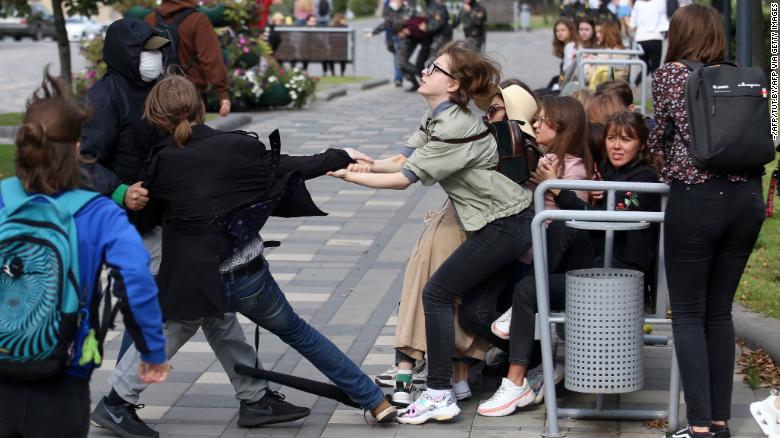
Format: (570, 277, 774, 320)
(0, 2, 777, 438)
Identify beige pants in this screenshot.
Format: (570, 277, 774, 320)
(394, 200, 491, 361)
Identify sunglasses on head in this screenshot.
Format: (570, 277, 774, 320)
(422, 61, 455, 79)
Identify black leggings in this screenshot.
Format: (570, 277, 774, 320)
(635, 39, 663, 86)
(422, 209, 533, 389)
(665, 177, 764, 426)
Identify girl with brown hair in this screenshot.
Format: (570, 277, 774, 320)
(0, 69, 168, 438)
(328, 41, 534, 424)
(552, 18, 579, 85)
(483, 110, 661, 417)
(648, 5, 764, 438)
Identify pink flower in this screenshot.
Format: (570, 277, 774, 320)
(616, 202, 625, 210)
(243, 47, 250, 53)
(239, 37, 248, 45)
(86, 69, 96, 79)
(625, 191, 632, 197)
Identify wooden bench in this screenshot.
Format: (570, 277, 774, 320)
(272, 26, 355, 67)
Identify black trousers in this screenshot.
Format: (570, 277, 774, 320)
(665, 177, 764, 426)
(422, 209, 533, 389)
(509, 222, 595, 364)
(0, 376, 90, 438)
(635, 39, 663, 86)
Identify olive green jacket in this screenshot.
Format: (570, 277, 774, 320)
(403, 104, 532, 231)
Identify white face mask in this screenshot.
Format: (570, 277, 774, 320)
(139, 50, 163, 82)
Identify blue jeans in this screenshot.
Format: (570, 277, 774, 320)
(223, 259, 385, 411)
(391, 35, 402, 81)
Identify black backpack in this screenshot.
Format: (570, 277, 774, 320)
(671, 60, 775, 173)
(154, 8, 197, 70)
(318, 0, 330, 18)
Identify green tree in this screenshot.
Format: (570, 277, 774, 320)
(0, 0, 118, 88)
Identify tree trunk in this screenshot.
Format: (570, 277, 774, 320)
(751, 0, 767, 73)
(51, 0, 72, 89)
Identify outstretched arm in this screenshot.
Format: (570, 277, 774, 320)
(351, 154, 407, 173)
(328, 169, 412, 190)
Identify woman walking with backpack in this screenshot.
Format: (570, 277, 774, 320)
(0, 70, 168, 438)
(648, 5, 767, 438)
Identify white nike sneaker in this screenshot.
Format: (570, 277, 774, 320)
(477, 377, 535, 417)
(452, 379, 472, 401)
(396, 390, 461, 425)
(491, 308, 511, 340)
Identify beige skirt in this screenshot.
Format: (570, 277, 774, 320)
(394, 199, 491, 361)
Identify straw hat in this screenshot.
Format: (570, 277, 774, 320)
(474, 84, 539, 139)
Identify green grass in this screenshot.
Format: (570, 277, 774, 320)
(317, 76, 370, 87)
(736, 158, 780, 318)
(0, 113, 22, 126)
(0, 144, 14, 179)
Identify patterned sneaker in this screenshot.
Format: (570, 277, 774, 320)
(412, 365, 427, 387)
(396, 390, 461, 425)
(664, 426, 713, 438)
(526, 362, 564, 405)
(391, 382, 420, 407)
(491, 308, 512, 340)
(477, 377, 535, 417)
(375, 365, 397, 387)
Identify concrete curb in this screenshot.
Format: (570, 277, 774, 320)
(206, 113, 252, 131)
(360, 78, 390, 90)
(319, 87, 348, 102)
(733, 302, 780, 362)
(0, 125, 17, 139)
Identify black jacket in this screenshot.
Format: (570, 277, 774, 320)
(143, 125, 353, 319)
(554, 160, 661, 277)
(80, 18, 163, 232)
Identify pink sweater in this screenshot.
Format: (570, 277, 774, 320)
(520, 153, 589, 263)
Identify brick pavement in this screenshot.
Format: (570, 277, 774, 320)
(87, 32, 770, 438)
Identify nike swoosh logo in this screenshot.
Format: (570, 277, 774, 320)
(106, 410, 123, 424)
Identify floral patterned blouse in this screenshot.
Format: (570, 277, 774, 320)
(647, 62, 747, 184)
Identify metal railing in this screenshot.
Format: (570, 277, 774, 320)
(531, 180, 680, 437)
(574, 49, 648, 115)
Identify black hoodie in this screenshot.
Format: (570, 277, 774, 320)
(80, 18, 163, 233)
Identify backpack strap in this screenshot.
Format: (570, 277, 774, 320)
(417, 125, 492, 145)
(56, 189, 101, 218)
(0, 177, 34, 215)
(679, 59, 704, 71)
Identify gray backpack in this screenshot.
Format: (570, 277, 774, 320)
(673, 60, 775, 173)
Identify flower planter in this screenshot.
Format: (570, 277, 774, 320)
(124, 6, 153, 20)
(256, 83, 291, 108)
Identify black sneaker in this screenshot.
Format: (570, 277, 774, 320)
(665, 426, 713, 438)
(710, 425, 730, 438)
(237, 390, 311, 427)
(91, 397, 158, 438)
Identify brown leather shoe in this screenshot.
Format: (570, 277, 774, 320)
(370, 398, 397, 423)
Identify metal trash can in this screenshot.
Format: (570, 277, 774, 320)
(565, 268, 644, 394)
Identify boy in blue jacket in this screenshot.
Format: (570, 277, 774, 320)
(0, 70, 168, 438)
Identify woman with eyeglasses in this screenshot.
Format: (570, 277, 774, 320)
(328, 41, 533, 424)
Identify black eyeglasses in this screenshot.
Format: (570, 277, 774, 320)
(422, 61, 455, 79)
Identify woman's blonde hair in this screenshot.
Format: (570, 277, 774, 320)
(586, 93, 627, 125)
(144, 74, 205, 147)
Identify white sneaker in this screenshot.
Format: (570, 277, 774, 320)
(477, 377, 535, 417)
(374, 365, 397, 387)
(452, 379, 472, 401)
(491, 308, 512, 340)
(397, 390, 461, 425)
(750, 391, 780, 437)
